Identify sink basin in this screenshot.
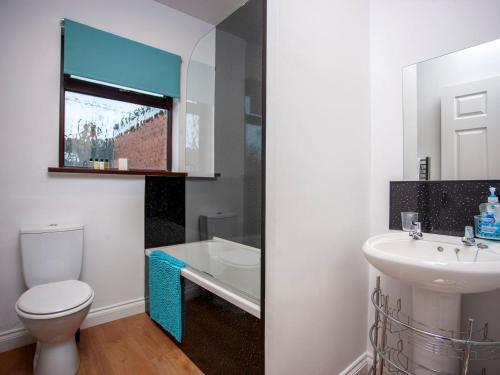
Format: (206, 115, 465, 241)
(364, 232, 500, 373)
(363, 232, 500, 293)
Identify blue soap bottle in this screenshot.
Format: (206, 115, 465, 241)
(479, 187, 499, 238)
(480, 187, 498, 218)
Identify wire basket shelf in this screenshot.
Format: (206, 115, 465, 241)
(369, 277, 500, 375)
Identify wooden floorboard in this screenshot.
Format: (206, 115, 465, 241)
(0, 313, 203, 375)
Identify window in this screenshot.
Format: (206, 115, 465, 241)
(60, 76, 173, 171)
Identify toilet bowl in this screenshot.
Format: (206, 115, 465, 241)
(16, 280, 94, 375)
(17, 224, 92, 374)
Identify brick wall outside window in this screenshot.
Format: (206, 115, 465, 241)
(113, 112, 167, 169)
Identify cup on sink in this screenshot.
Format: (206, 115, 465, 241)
(401, 211, 418, 231)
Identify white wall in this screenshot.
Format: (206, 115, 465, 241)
(0, 0, 211, 345)
(370, 0, 500, 372)
(266, 0, 371, 373)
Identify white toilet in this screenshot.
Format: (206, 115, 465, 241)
(15, 224, 94, 375)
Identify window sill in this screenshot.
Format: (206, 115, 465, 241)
(48, 167, 187, 177)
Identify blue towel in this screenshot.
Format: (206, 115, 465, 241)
(149, 250, 186, 343)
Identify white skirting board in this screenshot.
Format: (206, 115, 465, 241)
(0, 297, 146, 353)
(80, 297, 146, 329)
(339, 352, 370, 375)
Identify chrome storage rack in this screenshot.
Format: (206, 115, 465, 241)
(369, 277, 500, 375)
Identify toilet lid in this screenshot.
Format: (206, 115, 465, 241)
(17, 280, 93, 315)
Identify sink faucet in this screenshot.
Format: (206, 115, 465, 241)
(409, 221, 423, 240)
(401, 212, 423, 239)
(462, 226, 476, 246)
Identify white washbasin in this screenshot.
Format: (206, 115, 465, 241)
(363, 232, 500, 293)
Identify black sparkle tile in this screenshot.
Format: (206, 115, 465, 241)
(145, 176, 185, 248)
(180, 282, 263, 375)
(389, 181, 500, 236)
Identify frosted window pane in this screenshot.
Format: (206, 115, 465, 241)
(64, 91, 167, 169)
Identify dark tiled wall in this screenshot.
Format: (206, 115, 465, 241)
(180, 281, 263, 375)
(145, 176, 185, 248)
(389, 180, 500, 236)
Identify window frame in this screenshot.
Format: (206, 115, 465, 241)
(59, 31, 173, 172)
(59, 76, 173, 172)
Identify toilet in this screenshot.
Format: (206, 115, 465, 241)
(15, 224, 94, 375)
(199, 212, 238, 240)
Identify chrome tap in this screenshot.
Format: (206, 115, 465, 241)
(462, 226, 476, 246)
(401, 212, 423, 239)
(409, 221, 423, 240)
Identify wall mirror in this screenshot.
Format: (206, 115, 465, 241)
(403, 38, 500, 180)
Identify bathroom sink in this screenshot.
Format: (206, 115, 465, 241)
(363, 232, 500, 293)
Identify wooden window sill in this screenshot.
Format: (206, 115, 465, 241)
(48, 167, 187, 177)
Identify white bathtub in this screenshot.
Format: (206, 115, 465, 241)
(145, 237, 261, 318)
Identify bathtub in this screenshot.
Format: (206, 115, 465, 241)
(145, 237, 261, 318)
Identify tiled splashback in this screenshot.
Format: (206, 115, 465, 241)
(389, 180, 500, 237)
(145, 176, 185, 248)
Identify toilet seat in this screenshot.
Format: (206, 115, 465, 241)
(16, 280, 94, 319)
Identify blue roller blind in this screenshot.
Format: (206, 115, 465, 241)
(63, 19, 181, 98)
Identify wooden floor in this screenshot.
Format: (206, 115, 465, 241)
(0, 313, 203, 375)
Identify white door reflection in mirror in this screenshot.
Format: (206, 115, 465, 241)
(441, 77, 500, 180)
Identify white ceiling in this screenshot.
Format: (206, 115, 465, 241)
(154, 0, 247, 25)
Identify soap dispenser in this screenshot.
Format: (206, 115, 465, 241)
(489, 186, 499, 204)
(476, 186, 500, 240)
(480, 187, 498, 218)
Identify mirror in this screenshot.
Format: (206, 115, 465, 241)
(403, 38, 500, 180)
